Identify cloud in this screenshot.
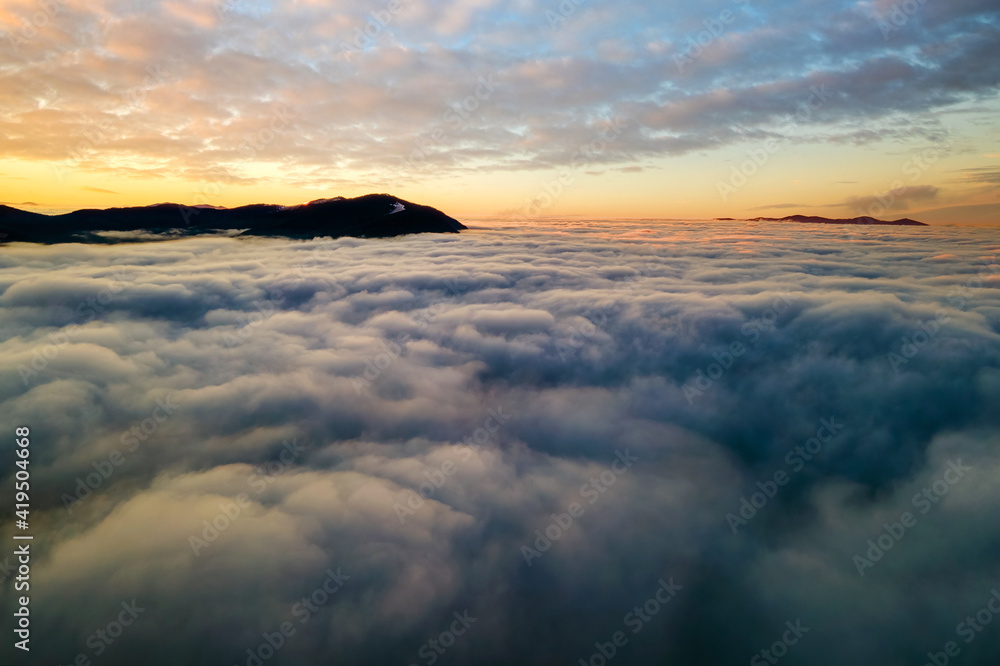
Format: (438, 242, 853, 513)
(1, 220, 999, 664)
(750, 202, 809, 210)
(839, 184, 940, 213)
(0, 0, 997, 186)
(955, 166, 1000, 185)
(78, 186, 120, 194)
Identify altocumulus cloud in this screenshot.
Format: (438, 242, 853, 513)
(1, 219, 1000, 664)
(1, 0, 998, 186)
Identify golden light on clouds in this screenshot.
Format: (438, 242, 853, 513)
(0, 0, 997, 222)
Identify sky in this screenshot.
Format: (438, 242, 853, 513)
(1, 0, 999, 222)
(1, 220, 999, 664)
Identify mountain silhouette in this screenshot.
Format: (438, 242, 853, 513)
(745, 214, 927, 226)
(0, 194, 466, 244)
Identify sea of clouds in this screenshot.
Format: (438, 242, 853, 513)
(1, 219, 999, 665)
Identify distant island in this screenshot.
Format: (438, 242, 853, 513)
(0, 193, 466, 244)
(717, 214, 927, 226)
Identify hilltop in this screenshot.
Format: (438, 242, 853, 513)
(737, 214, 927, 226)
(0, 194, 466, 244)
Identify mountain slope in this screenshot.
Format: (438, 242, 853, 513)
(0, 194, 466, 244)
(746, 214, 927, 226)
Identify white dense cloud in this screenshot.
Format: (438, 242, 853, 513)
(1, 220, 999, 664)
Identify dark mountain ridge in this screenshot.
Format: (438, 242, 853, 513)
(743, 214, 927, 226)
(0, 193, 466, 244)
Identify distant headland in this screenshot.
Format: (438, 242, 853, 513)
(0, 194, 466, 244)
(716, 214, 927, 226)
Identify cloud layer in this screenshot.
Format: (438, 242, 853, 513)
(2, 0, 998, 192)
(1, 220, 999, 664)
